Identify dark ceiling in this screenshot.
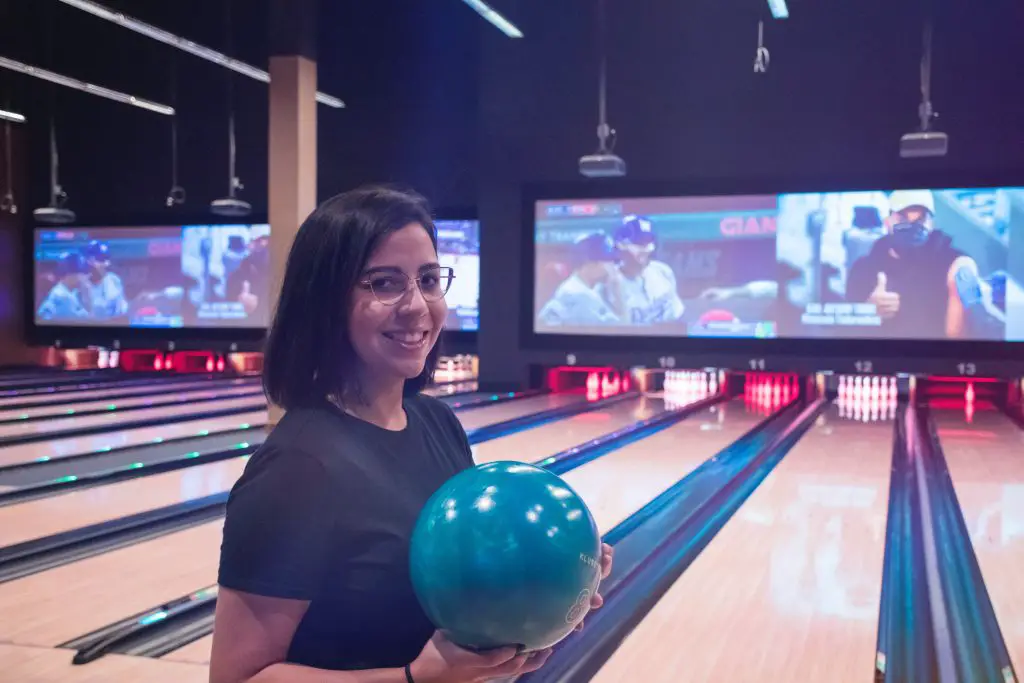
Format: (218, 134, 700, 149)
(1, 0, 1023, 220)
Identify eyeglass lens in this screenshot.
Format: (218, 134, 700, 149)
(367, 268, 453, 303)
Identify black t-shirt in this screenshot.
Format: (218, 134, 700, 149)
(217, 394, 474, 671)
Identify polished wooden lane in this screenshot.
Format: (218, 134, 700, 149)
(592, 403, 893, 683)
(0, 409, 267, 469)
(0, 394, 264, 441)
(0, 458, 250, 548)
(0, 522, 224, 646)
(2, 384, 260, 422)
(472, 395, 667, 465)
(0, 394, 597, 548)
(456, 393, 584, 431)
(0, 643, 208, 683)
(0, 377, 255, 410)
(934, 406, 1024, 674)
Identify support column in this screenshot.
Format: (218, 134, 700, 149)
(267, 0, 317, 426)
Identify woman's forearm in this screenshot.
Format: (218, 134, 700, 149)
(243, 662, 409, 683)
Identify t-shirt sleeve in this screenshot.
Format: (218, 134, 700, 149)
(217, 448, 339, 600)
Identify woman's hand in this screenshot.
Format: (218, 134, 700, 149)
(410, 632, 552, 683)
(575, 543, 614, 632)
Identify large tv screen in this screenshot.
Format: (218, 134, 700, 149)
(436, 220, 480, 331)
(34, 224, 270, 329)
(534, 187, 1024, 342)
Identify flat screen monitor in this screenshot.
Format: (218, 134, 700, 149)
(436, 219, 480, 331)
(34, 224, 270, 329)
(534, 186, 1024, 342)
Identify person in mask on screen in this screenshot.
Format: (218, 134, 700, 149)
(82, 240, 128, 319)
(537, 231, 621, 327)
(845, 190, 1004, 340)
(611, 214, 685, 325)
(37, 252, 89, 321)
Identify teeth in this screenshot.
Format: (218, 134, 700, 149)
(387, 332, 425, 343)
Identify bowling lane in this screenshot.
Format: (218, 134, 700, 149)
(0, 377, 256, 410)
(0, 383, 259, 421)
(0, 394, 263, 441)
(0, 429, 257, 489)
(0, 644, 208, 683)
(472, 395, 670, 465)
(933, 406, 1024, 673)
(0, 409, 266, 470)
(0, 375, 199, 399)
(0, 457, 248, 548)
(1, 394, 566, 548)
(0, 522, 224, 647)
(456, 392, 585, 431)
(161, 634, 214, 665)
(558, 397, 766, 539)
(592, 402, 893, 683)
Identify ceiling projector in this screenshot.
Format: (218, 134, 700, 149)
(210, 197, 252, 217)
(900, 130, 948, 158)
(579, 152, 626, 178)
(33, 206, 76, 225)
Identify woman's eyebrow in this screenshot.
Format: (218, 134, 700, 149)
(362, 262, 441, 275)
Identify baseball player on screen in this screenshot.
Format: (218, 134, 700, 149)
(537, 231, 621, 327)
(37, 252, 90, 321)
(81, 240, 128, 319)
(611, 214, 685, 325)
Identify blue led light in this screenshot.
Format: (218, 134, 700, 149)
(138, 610, 169, 626)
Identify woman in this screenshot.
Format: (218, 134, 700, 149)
(211, 186, 612, 683)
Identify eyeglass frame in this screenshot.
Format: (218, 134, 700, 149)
(358, 265, 456, 305)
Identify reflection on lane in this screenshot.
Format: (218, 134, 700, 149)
(933, 406, 1024, 675)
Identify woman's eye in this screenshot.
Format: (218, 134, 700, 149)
(371, 277, 404, 293)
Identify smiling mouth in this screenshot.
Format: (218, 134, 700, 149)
(383, 330, 430, 349)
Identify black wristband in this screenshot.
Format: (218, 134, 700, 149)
(404, 663, 415, 683)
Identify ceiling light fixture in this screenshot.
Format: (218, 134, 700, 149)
(461, 0, 524, 38)
(0, 56, 174, 115)
(0, 109, 26, 124)
(57, 0, 345, 108)
(766, 0, 789, 19)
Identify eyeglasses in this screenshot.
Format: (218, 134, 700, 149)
(360, 266, 455, 305)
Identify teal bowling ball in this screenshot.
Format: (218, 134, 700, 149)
(409, 461, 602, 652)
